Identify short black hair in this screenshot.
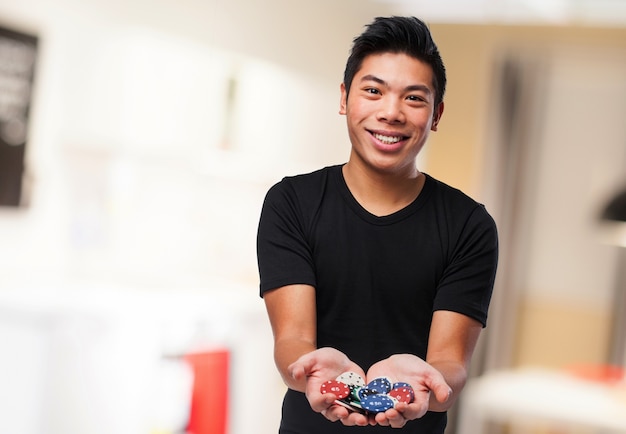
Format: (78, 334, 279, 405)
(343, 16, 446, 108)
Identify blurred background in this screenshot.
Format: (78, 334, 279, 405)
(0, 0, 625, 433)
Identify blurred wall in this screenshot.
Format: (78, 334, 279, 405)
(0, 0, 391, 287)
(427, 23, 626, 369)
(1, 0, 626, 432)
(0, 1, 396, 434)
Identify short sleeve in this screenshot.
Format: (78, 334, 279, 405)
(256, 180, 317, 297)
(432, 204, 499, 327)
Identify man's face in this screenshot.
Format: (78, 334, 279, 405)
(340, 52, 443, 176)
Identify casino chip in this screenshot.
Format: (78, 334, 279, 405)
(366, 377, 392, 394)
(320, 380, 351, 399)
(333, 398, 366, 414)
(357, 386, 378, 401)
(361, 394, 395, 412)
(336, 371, 366, 388)
(319, 372, 415, 414)
(388, 386, 415, 404)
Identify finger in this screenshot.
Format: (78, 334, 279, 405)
(383, 408, 408, 429)
(397, 398, 429, 420)
(422, 372, 452, 404)
(372, 409, 407, 428)
(374, 411, 391, 426)
(322, 404, 349, 422)
(288, 363, 305, 381)
(431, 382, 453, 404)
(368, 413, 378, 426)
(287, 353, 317, 381)
(340, 411, 370, 427)
(309, 392, 337, 413)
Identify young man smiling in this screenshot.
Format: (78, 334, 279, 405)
(257, 16, 498, 433)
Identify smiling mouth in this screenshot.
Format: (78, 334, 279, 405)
(372, 132, 407, 144)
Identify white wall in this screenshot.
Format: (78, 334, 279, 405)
(1, 0, 389, 286)
(0, 1, 393, 433)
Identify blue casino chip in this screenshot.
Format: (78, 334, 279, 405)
(361, 394, 395, 413)
(366, 377, 392, 394)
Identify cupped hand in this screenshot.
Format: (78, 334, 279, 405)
(288, 347, 369, 426)
(366, 354, 451, 427)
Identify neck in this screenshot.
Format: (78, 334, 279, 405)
(342, 161, 425, 217)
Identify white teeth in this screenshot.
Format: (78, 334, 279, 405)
(373, 133, 403, 144)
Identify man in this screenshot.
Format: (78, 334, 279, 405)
(256, 16, 498, 433)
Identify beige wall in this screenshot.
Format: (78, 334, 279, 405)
(514, 298, 612, 368)
(425, 23, 626, 369)
(427, 23, 626, 198)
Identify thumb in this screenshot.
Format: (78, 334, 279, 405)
(288, 363, 306, 381)
(288, 352, 317, 381)
(431, 382, 453, 404)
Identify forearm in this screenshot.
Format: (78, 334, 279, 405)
(274, 337, 317, 392)
(427, 360, 468, 412)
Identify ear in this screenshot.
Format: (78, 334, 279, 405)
(430, 102, 444, 131)
(339, 82, 348, 115)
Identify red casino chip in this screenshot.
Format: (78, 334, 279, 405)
(388, 387, 414, 404)
(320, 380, 351, 399)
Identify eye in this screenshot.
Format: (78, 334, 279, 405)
(406, 95, 426, 102)
(364, 87, 381, 95)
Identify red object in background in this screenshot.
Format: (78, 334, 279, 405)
(184, 349, 230, 434)
(566, 363, 625, 385)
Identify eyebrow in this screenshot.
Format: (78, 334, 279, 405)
(360, 74, 432, 94)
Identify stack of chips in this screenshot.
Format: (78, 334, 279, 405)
(319, 371, 415, 414)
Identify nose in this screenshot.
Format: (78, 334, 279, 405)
(377, 97, 405, 123)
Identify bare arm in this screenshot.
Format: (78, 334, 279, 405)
(366, 310, 482, 428)
(426, 309, 483, 412)
(263, 284, 369, 425)
(263, 284, 318, 392)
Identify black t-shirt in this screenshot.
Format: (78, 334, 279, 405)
(257, 165, 498, 433)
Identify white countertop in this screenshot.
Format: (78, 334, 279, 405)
(458, 368, 626, 433)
